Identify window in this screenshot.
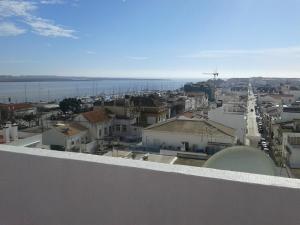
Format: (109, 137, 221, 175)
(116, 124, 121, 132)
(99, 129, 102, 137)
(104, 127, 108, 135)
(122, 125, 127, 132)
(288, 136, 300, 145)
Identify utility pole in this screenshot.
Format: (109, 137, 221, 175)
(24, 84, 28, 102)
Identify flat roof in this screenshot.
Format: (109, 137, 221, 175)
(147, 154, 176, 164)
(291, 169, 300, 179)
(54, 123, 87, 136)
(174, 158, 206, 167)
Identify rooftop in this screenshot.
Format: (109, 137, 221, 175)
(174, 158, 206, 167)
(0, 103, 34, 111)
(81, 109, 110, 123)
(54, 123, 87, 136)
(283, 107, 300, 113)
(145, 118, 235, 137)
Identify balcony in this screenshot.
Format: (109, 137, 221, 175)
(0, 145, 300, 225)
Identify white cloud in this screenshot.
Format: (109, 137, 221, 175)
(127, 56, 149, 60)
(86, 50, 96, 54)
(40, 0, 65, 4)
(0, 0, 36, 17)
(179, 47, 300, 59)
(0, 22, 26, 36)
(25, 17, 77, 38)
(0, 0, 77, 38)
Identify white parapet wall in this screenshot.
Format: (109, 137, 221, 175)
(0, 145, 300, 225)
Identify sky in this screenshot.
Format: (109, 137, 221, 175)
(0, 0, 300, 79)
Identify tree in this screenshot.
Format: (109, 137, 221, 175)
(23, 114, 36, 122)
(23, 114, 37, 127)
(59, 98, 81, 113)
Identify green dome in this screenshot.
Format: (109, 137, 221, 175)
(203, 146, 277, 176)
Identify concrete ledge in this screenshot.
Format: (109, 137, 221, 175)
(1, 145, 300, 225)
(1, 144, 300, 189)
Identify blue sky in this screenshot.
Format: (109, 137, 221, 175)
(0, 0, 300, 78)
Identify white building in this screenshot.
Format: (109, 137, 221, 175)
(184, 97, 196, 111)
(282, 132, 300, 168)
(281, 85, 300, 101)
(43, 110, 113, 153)
(0, 122, 18, 144)
(185, 94, 209, 111)
(143, 117, 237, 154)
(258, 94, 295, 106)
(290, 90, 300, 101)
(112, 115, 142, 141)
(42, 123, 93, 152)
(75, 109, 112, 143)
(281, 107, 300, 121)
(208, 103, 247, 144)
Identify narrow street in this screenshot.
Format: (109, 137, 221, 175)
(246, 83, 261, 147)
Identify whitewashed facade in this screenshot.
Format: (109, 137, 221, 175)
(208, 104, 247, 144)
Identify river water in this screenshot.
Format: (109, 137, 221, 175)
(0, 79, 201, 103)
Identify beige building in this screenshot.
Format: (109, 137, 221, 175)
(143, 117, 237, 154)
(258, 94, 295, 106)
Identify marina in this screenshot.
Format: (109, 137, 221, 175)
(0, 79, 197, 103)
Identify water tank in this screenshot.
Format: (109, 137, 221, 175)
(3, 126, 10, 143)
(11, 123, 18, 141)
(203, 146, 277, 176)
(6, 121, 12, 130)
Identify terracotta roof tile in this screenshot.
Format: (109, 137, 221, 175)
(82, 109, 110, 123)
(0, 103, 34, 111)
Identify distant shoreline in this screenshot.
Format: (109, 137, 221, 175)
(0, 75, 168, 82)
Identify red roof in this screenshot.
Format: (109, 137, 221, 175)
(0, 103, 33, 111)
(82, 109, 110, 123)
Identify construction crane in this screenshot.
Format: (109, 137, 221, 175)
(203, 71, 219, 102)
